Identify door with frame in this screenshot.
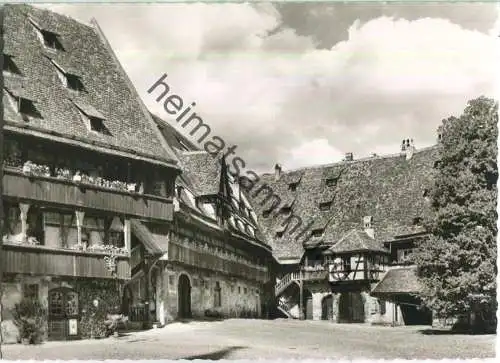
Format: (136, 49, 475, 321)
(48, 287, 80, 340)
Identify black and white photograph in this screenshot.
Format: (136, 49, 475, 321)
(0, 1, 497, 360)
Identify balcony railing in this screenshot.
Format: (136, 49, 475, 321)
(2, 167, 173, 221)
(2, 242, 131, 280)
(301, 269, 328, 281)
(169, 241, 269, 283)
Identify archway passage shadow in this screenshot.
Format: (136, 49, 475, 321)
(418, 328, 496, 336)
(181, 346, 246, 360)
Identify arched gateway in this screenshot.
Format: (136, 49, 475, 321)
(177, 274, 192, 319)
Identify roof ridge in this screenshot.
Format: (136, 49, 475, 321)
(262, 144, 440, 176)
(29, 4, 94, 29)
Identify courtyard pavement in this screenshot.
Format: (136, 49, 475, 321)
(1, 319, 496, 360)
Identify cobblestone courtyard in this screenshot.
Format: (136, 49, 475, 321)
(2, 319, 495, 360)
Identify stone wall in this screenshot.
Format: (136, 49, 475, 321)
(0, 275, 122, 343)
(156, 262, 265, 324)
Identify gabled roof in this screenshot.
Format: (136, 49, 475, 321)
(178, 151, 222, 197)
(371, 266, 422, 296)
(325, 229, 388, 254)
(250, 146, 439, 260)
(2, 4, 179, 168)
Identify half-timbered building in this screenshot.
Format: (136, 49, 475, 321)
(252, 140, 439, 324)
(0, 4, 174, 343)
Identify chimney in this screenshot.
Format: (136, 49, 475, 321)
(344, 152, 353, 162)
(401, 138, 416, 160)
(274, 163, 282, 181)
(363, 216, 374, 239)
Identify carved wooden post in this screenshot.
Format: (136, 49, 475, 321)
(19, 203, 30, 243)
(123, 219, 131, 256)
(75, 210, 85, 247)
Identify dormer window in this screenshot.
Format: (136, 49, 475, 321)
(5, 88, 41, 119)
(326, 178, 337, 187)
(319, 201, 332, 211)
(276, 231, 284, 238)
(72, 100, 109, 135)
(311, 228, 324, 238)
(48, 58, 84, 91)
(29, 18, 64, 51)
(288, 182, 299, 191)
(363, 216, 373, 229)
(280, 206, 292, 215)
(3, 55, 21, 75)
(423, 189, 429, 198)
(413, 217, 423, 226)
(66, 74, 84, 91)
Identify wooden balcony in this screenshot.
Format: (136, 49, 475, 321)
(2, 168, 173, 221)
(169, 242, 270, 283)
(301, 269, 328, 281)
(1, 243, 131, 280)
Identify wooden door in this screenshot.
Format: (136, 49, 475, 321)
(48, 288, 80, 340)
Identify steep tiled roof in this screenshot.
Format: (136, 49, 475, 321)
(251, 146, 439, 260)
(178, 151, 222, 196)
(325, 229, 388, 254)
(151, 113, 199, 153)
(371, 266, 421, 296)
(2, 4, 178, 167)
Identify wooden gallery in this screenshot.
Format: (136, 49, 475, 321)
(0, 4, 273, 343)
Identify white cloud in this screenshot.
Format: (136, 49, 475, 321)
(43, 3, 499, 172)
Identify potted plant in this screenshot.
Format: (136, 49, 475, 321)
(13, 298, 47, 345)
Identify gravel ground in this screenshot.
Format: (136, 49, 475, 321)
(1, 319, 495, 360)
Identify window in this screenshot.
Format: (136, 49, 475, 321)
(244, 287, 247, 294)
(319, 201, 332, 211)
(19, 98, 41, 118)
(413, 217, 423, 226)
(280, 206, 291, 215)
(379, 299, 386, 315)
(262, 210, 271, 218)
(363, 216, 373, 229)
(288, 182, 298, 191)
(3, 55, 21, 75)
(275, 231, 284, 238)
(325, 178, 337, 187)
(238, 286, 241, 294)
(66, 74, 85, 91)
(89, 116, 107, 133)
(41, 30, 64, 51)
(342, 257, 351, 272)
(214, 282, 221, 307)
(23, 284, 39, 300)
(311, 228, 324, 238)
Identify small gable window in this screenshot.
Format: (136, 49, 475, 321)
(280, 206, 292, 215)
(311, 228, 324, 238)
(363, 216, 373, 229)
(48, 58, 84, 91)
(326, 178, 337, 187)
(3, 55, 21, 75)
(319, 201, 332, 211)
(29, 18, 64, 51)
(73, 101, 110, 135)
(275, 231, 284, 238)
(42, 30, 64, 50)
(5, 89, 42, 120)
(66, 74, 85, 91)
(288, 182, 299, 191)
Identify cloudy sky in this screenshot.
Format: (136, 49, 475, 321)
(43, 2, 499, 173)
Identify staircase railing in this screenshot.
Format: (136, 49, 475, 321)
(275, 272, 300, 296)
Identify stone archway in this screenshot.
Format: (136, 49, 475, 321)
(338, 292, 365, 323)
(321, 295, 334, 320)
(177, 274, 192, 319)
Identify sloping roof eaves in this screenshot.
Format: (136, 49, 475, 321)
(130, 219, 164, 255)
(327, 229, 388, 254)
(3, 4, 179, 167)
(371, 266, 422, 296)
